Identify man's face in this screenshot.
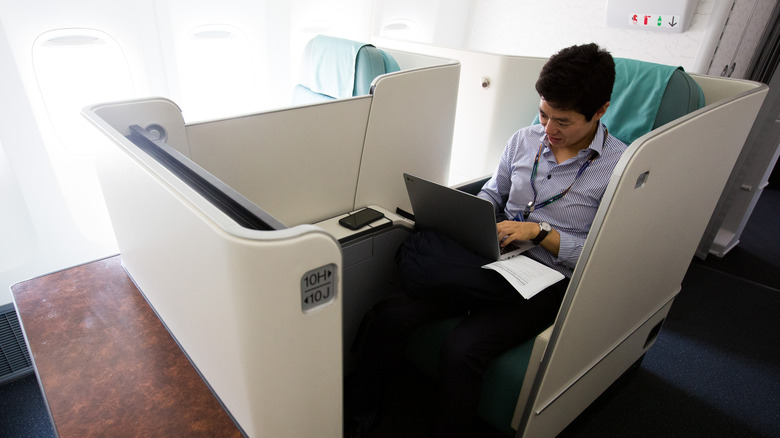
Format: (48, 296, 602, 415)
(538, 99, 605, 152)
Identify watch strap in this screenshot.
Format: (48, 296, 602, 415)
(531, 222, 550, 245)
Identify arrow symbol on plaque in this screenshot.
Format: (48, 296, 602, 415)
(669, 17, 678, 27)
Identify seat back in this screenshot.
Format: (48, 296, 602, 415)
(292, 35, 400, 104)
(603, 58, 705, 144)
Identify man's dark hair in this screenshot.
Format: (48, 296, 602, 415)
(535, 43, 615, 121)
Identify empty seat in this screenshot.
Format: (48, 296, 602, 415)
(292, 35, 400, 104)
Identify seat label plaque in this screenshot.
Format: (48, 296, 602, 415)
(301, 264, 337, 312)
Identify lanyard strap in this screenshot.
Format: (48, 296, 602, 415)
(516, 126, 606, 221)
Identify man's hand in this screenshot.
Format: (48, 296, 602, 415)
(497, 220, 561, 257)
(497, 220, 538, 246)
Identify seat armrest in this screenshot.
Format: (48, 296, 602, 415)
(455, 175, 491, 195)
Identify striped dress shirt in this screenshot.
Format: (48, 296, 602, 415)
(478, 123, 627, 278)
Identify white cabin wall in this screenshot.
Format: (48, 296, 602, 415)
(373, 0, 772, 78)
(373, 0, 777, 184)
(466, 0, 777, 78)
(154, 0, 280, 121)
(467, 0, 718, 73)
(0, 26, 65, 305)
(371, 0, 477, 48)
(0, 0, 169, 305)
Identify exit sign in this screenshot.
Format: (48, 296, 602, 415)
(630, 14, 682, 30)
(606, 0, 697, 33)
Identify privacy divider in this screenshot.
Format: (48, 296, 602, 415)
(83, 48, 460, 437)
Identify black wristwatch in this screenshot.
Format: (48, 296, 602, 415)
(531, 222, 551, 245)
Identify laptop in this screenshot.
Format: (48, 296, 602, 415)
(403, 173, 533, 261)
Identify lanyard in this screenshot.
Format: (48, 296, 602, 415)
(515, 126, 606, 222)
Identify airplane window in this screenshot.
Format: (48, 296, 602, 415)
(32, 28, 133, 245)
(33, 29, 135, 155)
(380, 19, 422, 42)
(174, 24, 266, 121)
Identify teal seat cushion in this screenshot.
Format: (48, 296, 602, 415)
(406, 318, 538, 436)
(478, 336, 536, 436)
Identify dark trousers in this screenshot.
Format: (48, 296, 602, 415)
(347, 230, 567, 437)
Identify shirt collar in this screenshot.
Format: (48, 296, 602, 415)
(541, 122, 607, 158)
(590, 123, 608, 155)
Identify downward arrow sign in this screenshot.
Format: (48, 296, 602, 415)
(669, 17, 678, 27)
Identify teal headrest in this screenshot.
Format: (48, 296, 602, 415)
(602, 58, 705, 144)
(353, 44, 400, 95)
(297, 35, 400, 101)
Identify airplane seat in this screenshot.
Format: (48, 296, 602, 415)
(291, 35, 400, 105)
(405, 59, 705, 437)
(603, 58, 705, 145)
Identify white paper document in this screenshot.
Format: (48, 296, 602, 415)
(483, 255, 565, 299)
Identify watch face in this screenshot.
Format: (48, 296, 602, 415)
(532, 222, 550, 244)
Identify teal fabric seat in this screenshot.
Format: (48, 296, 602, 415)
(604, 58, 705, 144)
(292, 35, 400, 104)
(406, 58, 705, 436)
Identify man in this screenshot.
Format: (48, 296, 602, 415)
(346, 43, 627, 437)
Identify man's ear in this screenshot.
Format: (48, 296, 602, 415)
(592, 101, 610, 122)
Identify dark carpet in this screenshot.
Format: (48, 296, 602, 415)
(0, 373, 55, 438)
(561, 263, 780, 438)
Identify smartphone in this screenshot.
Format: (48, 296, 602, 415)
(339, 207, 385, 230)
